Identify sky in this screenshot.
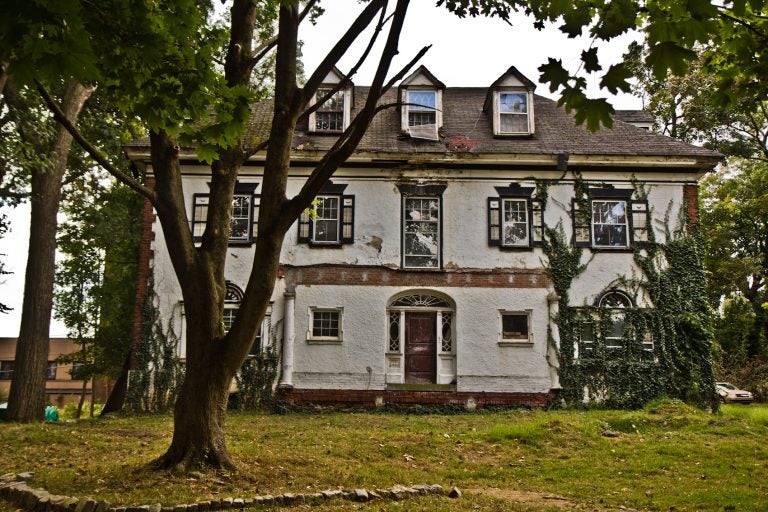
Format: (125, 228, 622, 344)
(0, 1, 645, 337)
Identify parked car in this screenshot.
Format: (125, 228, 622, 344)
(716, 382, 753, 404)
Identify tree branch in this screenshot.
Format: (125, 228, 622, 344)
(35, 80, 157, 204)
(301, 0, 388, 104)
(283, 0, 423, 226)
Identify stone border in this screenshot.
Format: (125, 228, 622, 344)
(1, 473, 460, 511)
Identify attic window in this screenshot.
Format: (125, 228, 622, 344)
(407, 90, 436, 127)
(498, 92, 530, 134)
(315, 87, 344, 132)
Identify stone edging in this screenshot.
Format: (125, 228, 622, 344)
(1, 473, 461, 511)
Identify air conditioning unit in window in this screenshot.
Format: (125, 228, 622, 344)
(409, 123, 439, 141)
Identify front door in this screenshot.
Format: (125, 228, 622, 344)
(405, 312, 437, 384)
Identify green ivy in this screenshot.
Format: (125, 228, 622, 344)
(541, 180, 717, 410)
(125, 278, 185, 414)
(232, 319, 281, 411)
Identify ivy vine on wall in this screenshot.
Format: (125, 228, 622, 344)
(539, 178, 718, 409)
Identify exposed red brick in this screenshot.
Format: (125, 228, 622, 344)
(283, 265, 550, 289)
(129, 178, 156, 367)
(683, 184, 699, 230)
(276, 388, 553, 409)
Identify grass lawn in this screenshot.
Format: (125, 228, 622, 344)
(1, 401, 767, 511)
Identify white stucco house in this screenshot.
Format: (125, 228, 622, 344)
(124, 66, 721, 408)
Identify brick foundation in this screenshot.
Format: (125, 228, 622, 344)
(276, 387, 553, 408)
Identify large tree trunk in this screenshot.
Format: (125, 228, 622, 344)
(6, 81, 94, 422)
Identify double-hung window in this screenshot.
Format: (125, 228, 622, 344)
(297, 181, 354, 247)
(572, 187, 648, 249)
(314, 87, 345, 132)
(406, 90, 437, 127)
(488, 184, 543, 249)
(403, 196, 441, 268)
(46, 361, 57, 380)
(498, 92, 531, 134)
(192, 183, 260, 245)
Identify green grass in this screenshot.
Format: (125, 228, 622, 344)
(1, 401, 767, 511)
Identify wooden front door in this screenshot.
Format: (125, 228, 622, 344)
(405, 312, 437, 384)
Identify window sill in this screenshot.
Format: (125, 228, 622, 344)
(401, 266, 444, 272)
(306, 339, 343, 345)
(227, 240, 256, 248)
(498, 340, 534, 347)
(589, 246, 634, 253)
(304, 242, 344, 249)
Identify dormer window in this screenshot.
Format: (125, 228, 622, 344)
(485, 66, 536, 137)
(314, 87, 344, 132)
(308, 67, 352, 134)
(399, 66, 445, 141)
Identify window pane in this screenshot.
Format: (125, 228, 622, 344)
(46, 361, 57, 380)
(404, 197, 440, 268)
(592, 201, 628, 247)
(441, 312, 453, 352)
(312, 311, 340, 338)
(407, 91, 436, 110)
(502, 313, 529, 340)
(499, 93, 527, 113)
(315, 111, 344, 131)
(389, 311, 400, 352)
(313, 195, 341, 243)
(317, 88, 344, 112)
(230, 195, 251, 240)
(0, 361, 14, 380)
(223, 306, 238, 333)
(502, 199, 529, 246)
(500, 114, 528, 133)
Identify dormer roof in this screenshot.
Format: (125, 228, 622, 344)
(321, 66, 353, 87)
(399, 65, 446, 90)
(484, 66, 536, 112)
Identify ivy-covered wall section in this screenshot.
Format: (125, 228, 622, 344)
(541, 178, 718, 409)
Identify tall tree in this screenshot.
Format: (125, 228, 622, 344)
(700, 160, 768, 358)
(5, 0, 767, 469)
(1, 81, 94, 421)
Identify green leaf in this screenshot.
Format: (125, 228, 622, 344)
(646, 41, 697, 80)
(560, 4, 592, 37)
(581, 48, 602, 73)
(593, 0, 638, 40)
(600, 63, 632, 94)
(538, 58, 571, 93)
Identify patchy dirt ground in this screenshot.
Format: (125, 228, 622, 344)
(467, 488, 640, 511)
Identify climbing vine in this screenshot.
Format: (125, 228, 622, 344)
(540, 178, 717, 409)
(125, 279, 185, 414)
(232, 319, 282, 411)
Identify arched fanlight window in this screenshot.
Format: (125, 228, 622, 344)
(597, 289, 633, 309)
(596, 290, 633, 349)
(225, 281, 244, 302)
(390, 294, 451, 308)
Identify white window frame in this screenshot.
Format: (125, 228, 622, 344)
(501, 198, 530, 247)
(311, 195, 342, 244)
(498, 310, 533, 345)
(402, 196, 441, 269)
(591, 200, 629, 248)
(406, 89, 437, 127)
(312, 87, 346, 133)
(307, 307, 343, 343)
(494, 90, 533, 135)
(192, 192, 259, 244)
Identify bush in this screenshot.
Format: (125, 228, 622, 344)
(715, 356, 768, 402)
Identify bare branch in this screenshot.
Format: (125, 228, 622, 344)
(283, 0, 421, 225)
(35, 80, 157, 203)
(301, 0, 388, 104)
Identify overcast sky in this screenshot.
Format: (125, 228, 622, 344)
(0, 1, 644, 337)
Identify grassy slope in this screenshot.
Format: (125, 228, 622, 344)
(1, 402, 766, 511)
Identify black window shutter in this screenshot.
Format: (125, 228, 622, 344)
(191, 194, 209, 242)
(531, 199, 544, 247)
(488, 197, 501, 246)
(572, 199, 591, 247)
(251, 194, 261, 239)
(298, 209, 312, 243)
(341, 195, 354, 244)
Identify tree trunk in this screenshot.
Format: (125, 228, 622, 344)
(154, 337, 236, 471)
(6, 81, 94, 422)
(76, 378, 87, 419)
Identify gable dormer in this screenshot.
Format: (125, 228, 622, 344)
(309, 67, 353, 134)
(399, 65, 445, 141)
(484, 66, 536, 136)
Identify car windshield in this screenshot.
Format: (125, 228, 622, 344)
(717, 383, 736, 390)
